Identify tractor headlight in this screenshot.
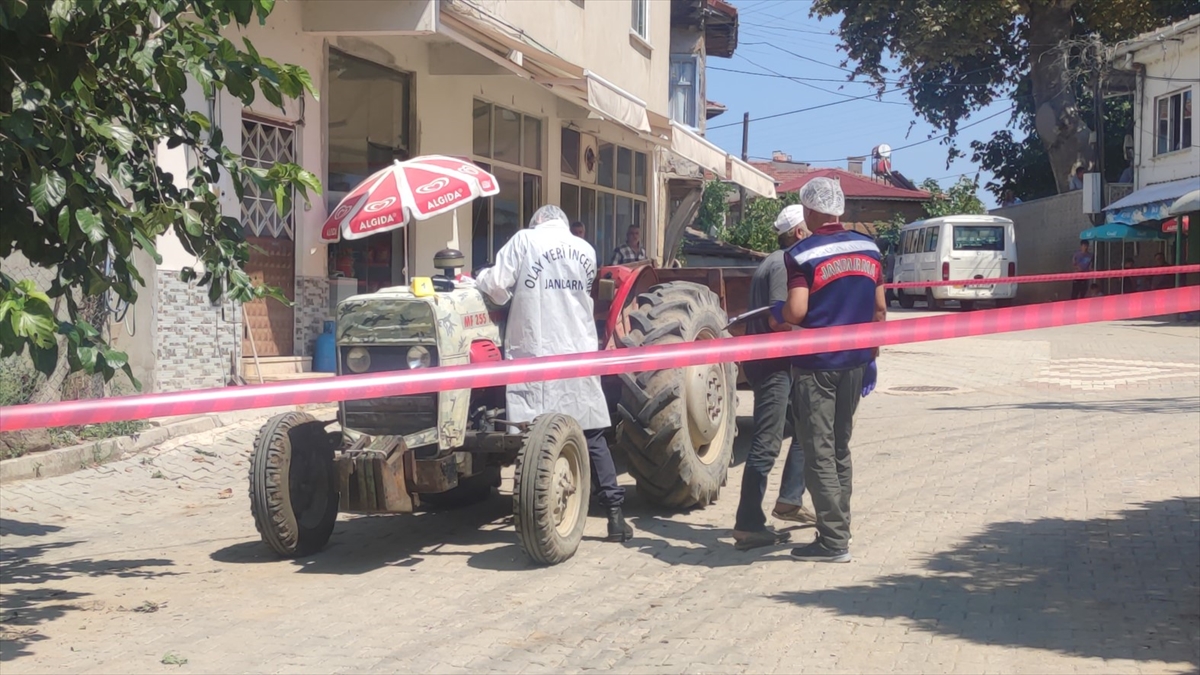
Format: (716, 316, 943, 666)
(345, 347, 371, 373)
(406, 346, 431, 369)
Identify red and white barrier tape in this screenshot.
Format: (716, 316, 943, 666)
(885, 264, 1200, 290)
(1, 288, 1196, 432)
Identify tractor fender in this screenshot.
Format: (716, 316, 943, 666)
(598, 263, 658, 348)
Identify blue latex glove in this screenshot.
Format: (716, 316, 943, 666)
(769, 300, 786, 325)
(861, 360, 877, 397)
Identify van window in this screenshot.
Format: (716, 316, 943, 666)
(902, 231, 913, 254)
(952, 225, 1005, 251)
(925, 228, 939, 252)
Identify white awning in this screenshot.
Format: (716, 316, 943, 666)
(729, 156, 777, 199)
(669, 121, 729, 177)
(1105, 176, 1200, 211)
(584, 71, 651, 134)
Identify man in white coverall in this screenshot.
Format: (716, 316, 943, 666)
(476, 205, 634, 542)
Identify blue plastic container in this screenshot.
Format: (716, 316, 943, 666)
(313, 320, 337, 373)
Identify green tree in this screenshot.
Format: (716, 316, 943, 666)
(811, 0, 1199, 194)
(716, 192, 800, 254)
(920, 177, 987, 218)
(0, 0, 321, 386)
(695, 180, 732, 235)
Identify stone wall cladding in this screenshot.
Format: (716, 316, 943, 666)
(294, 276, 330, 357)
(156, 272, 241, 392)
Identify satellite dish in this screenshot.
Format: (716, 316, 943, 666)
(873, 144, 892, 159)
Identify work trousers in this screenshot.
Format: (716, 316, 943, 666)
(585, 429, 625, 508)
(734, 366, 806, 532)
(791, 364, 866, 551)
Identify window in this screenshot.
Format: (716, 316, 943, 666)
(1156, 89, 1193, 155)
(669, 55, 699, 127)
(326, 49, 413, 292)
(631, 0, 649, 41)
(559, 127, 648, 261)
(242, 118, 296, 240)
(471, 100, 544, 267)
(952, 226, 1004, 251)
(924, 227, 939, 253)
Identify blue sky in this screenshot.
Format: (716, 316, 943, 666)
(707, 0, 1017, 208)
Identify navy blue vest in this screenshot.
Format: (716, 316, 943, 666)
(785, 229, 882, 370)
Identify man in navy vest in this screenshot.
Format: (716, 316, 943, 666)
(770, 177, 886, 563)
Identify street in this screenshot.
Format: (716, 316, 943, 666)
(2, 314, 1198, 674)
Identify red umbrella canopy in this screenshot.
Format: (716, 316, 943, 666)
(321, 156, 499, 242)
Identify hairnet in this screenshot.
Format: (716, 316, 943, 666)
(799, 177, 845, 217)
(529, 204, 568, 228)
(773, 204, 807, 235)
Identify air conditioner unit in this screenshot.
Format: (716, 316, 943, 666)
(579, 133, 598, 184)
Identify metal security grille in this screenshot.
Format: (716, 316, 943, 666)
(241, 119, 296, 239)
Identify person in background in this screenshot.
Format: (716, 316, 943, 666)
(570, 221, 586, 239)
(1085, 283, 1104, 298)
(1151, 252, 1174, 290)
(610, 224, 647, 265)
(476, 205, 633, 543)
(776, 177, 887, 563)
(1122, 257, 1138, 294)
(1068, 165, 1086, 191)
(1070, 241, 1094, 300)
(732, 204, 816, 551)
(1118, 164, 1133, 184)
(1000, 189, 1022, 207)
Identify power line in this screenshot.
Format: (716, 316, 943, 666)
(709, 65, 879, 85)
(708, 83, 915, 130)
(736, 54, 911, 106)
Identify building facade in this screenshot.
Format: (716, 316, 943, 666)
(105, 0, 774, 392)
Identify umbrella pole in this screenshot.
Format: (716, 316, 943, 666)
(1175, 219, 1183, 289)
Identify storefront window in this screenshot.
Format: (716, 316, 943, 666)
(326, 49, 413, 293)
(559, 129, 649, 263)
(471, 100, 545, 267)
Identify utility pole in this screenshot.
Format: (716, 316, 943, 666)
(739, 112, 749, 223)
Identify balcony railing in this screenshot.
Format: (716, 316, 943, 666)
(1107, 182, 1134, 205)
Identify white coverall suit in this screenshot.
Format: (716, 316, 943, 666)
(476, 206, 625, 508)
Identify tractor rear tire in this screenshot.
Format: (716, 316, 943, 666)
(513, 414, 590, 565)
(614, 281, 737, 509)
(249, 411, 339, 558)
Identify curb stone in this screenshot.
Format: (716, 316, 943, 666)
(0, 403, 334, 484)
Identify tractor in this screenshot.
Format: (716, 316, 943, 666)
(248, 248, 754, 565)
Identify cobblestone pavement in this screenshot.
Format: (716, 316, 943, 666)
(2, 315, 1198, 674)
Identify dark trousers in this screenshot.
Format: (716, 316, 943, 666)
(585, 429, 624, 507)
(735, 365, 806, 532)
(792, 364, 865, 550)
(1071, 280, 1088, 300)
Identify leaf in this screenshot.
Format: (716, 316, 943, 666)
(10, 308, 56, 348)
(103, 121, 136, 154)
(294, 169, 323, 195)
(29, 341, 59, 377)
(30, 171, 67, 215)
(48, 0, 75, 40)
(75, 345, 98, 372)
(102, 348, 128, 369)
(76, 208, 106, 243)
(133, 230, 163, 265)
(181, 208, 203, 236)
(57, 208, 73, 242)
(292, 67, 317, 100)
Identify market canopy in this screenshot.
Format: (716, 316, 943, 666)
(1080, 223, 1169, 242)
(1104, 176, 1200, 225)
(1168, 188, 1200, 216)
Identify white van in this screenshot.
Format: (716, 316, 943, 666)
(893, 215, 1018, 310)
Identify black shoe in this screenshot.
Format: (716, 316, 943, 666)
(606, 506, 633, 542)
(733, 527, 790, 551)
(790, 539, 851, 563)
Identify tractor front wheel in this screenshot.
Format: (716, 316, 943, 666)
(614, 281, 737, 509)
(249, 411, 339, 557)
(513, 414, 591, 565)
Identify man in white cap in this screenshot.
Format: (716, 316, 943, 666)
(732, 204, 816, 550)
(771, 177, 885, 563)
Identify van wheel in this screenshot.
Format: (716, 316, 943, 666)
(898, 292, 915, 309)
(925, 289, 941, 310)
